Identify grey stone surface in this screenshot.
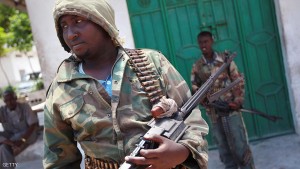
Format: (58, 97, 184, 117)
(14, 134, 43, 169)
(208, 133, 300, 169)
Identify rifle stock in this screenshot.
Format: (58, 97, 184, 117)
(119, 53, 236, 169)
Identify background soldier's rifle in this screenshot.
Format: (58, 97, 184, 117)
(119, 53, 237, 169)
(210, 100, 282, 122)
(208, 80, 282, 122)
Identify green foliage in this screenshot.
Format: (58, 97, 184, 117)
(0, 27, 7, 56)
(0, 4, 33, 53)
(0, 4, 15, 31)
(35, 80, 44, 90)
(6, 11, 33, 51)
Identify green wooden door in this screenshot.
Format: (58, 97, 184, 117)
(126, 0, 294, 147)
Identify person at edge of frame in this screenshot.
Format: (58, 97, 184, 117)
(43, 0, 209, 169)
(0, 88, 39, 169)
(190, 31, 255, 169)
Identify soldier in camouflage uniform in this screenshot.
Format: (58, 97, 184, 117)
(191, 31, 255, 169)
(43, 0, 209, 168)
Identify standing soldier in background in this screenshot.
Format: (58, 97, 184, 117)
(43, 0, 209, 168)
(191, 31, 255, 169)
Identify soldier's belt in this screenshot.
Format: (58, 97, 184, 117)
(85, 155, 188, 169)
(85, 155, 119, 169)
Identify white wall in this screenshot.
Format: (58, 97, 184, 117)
(275, 0, 300, 134)
(0, 49, 41, 88)
(0, 56, 15, 87)
(25, 0, 135, 89)
(25, 0, 67, 89)
(10, 49, 41, 81)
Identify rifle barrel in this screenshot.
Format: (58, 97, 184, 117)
(180, 53, 236, 118)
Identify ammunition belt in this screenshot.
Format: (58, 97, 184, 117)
(85, 155, 119, 169)
(212, 87, 222, 94)
(126, 49, 163, 104)
(216, 110, 230, 117)
(241, 147, 252, 166)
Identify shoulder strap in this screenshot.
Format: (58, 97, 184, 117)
(125, 49, 163, 105)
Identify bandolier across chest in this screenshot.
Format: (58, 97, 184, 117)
(126, 49, 163, 105)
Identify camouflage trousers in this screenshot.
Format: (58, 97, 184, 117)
(211, 112, 255, 169)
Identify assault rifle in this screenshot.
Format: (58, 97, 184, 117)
(210, 100, 282, 122)
(119, 53, 237, 169)
(207, 75, 282, 122)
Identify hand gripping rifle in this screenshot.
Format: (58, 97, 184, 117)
(119, 53, 237, 169)
(207, 75, 282, 122)
(210, 100, 282, 122)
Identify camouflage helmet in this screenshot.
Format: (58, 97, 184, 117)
(53, 0, 119, 52)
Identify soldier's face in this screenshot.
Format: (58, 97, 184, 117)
(60, 15, 112, 60)
(3, 93, 17, 111)
(198, 36, 214, 55)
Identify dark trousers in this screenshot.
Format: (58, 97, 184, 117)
(211, 113, 255, 169)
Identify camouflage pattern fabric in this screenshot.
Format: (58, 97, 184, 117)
(191, 51, 245, 122)
(43, 48, 209, 169)
(191, 51, 255, 168)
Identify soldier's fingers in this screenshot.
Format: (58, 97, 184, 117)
(140, 148, 159, 158)
(125, 156, 156, 166)
(143, 134, 165, 143)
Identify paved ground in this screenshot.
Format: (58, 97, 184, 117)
(208, 133, 300, 169)
(14, 133, 300, 169)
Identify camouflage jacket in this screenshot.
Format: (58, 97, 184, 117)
(191, 51, 245, 122)
(43, 48, 209, 169)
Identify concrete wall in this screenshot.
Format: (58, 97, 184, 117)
(0, 48, 41, 88)
(25, 0, 69, 90)
(275, 0, 300, 134)
(0, 56, 15, 86)
(10, 48, 41, 81)
(25, 0, 135, 89)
